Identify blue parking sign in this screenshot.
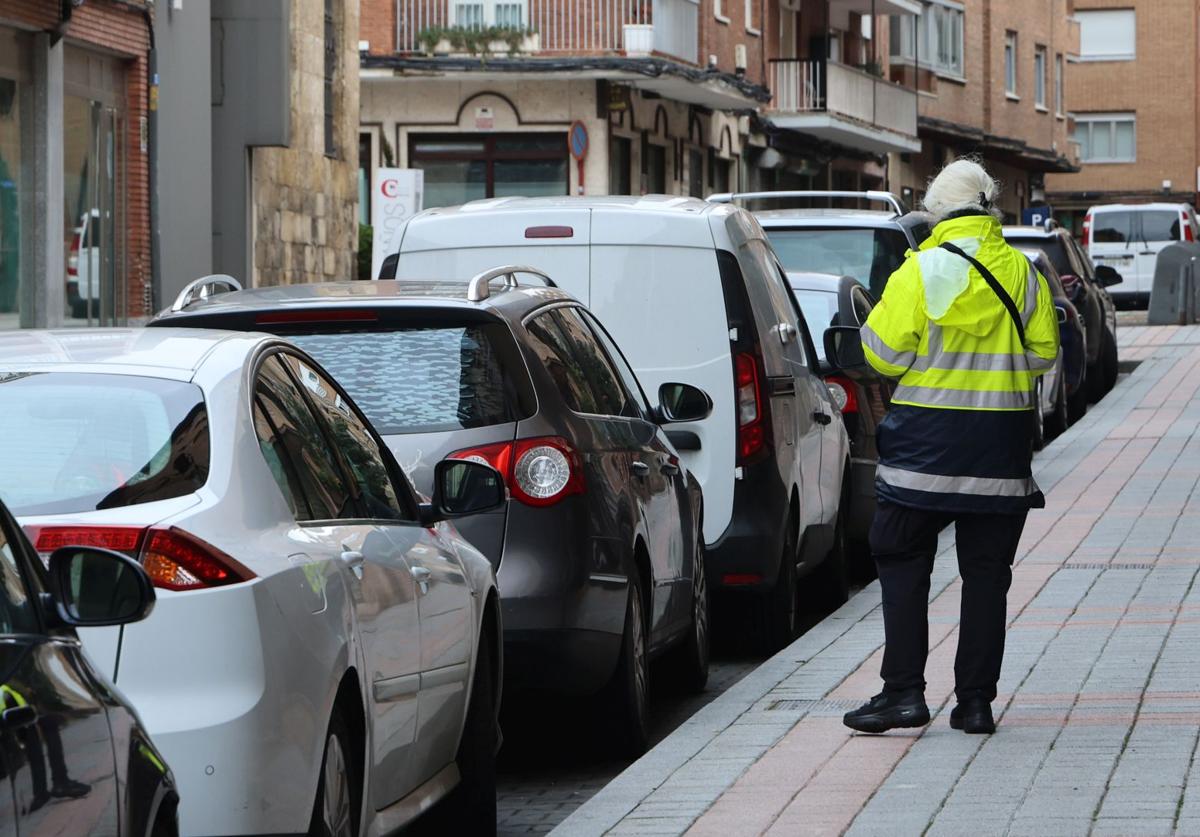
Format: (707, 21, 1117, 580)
(1023, 206, 1053, 227)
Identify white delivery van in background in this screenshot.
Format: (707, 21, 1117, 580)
(389, 195, 851, 651)
(1083, 202, 1200, 307)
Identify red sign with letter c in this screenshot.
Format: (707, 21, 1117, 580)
(381, 179, 400, 198)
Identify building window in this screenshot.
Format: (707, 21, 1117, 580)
(745, 0, 759, 33)
(708, 149, 730, 194)
(1004, 31, 1018, 96)
(410, 133, 568, 208)
(1055, 53, 1064, 115)
(452, 0, 526, 27)
(688, 149, 703, 198)
(1077, 9, 1136, 61)
(1072, 113, 1136, 163)
(643, 140, 667, 194)
(1034, 46, 1047, 108)
(715, 0, 727, 22)
(889, 1, 964, 79)
(609, 135, 632, 195)
(324, 0, 336, 157)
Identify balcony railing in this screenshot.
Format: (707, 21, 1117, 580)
(770, 58, 918, 139)
(396, 0, 698, 63)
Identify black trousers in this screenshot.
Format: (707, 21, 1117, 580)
(869, 499, 1028, 703)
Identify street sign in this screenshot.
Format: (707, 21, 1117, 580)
(569, 121, 589, 160)
(1023, 205, 1053, 227)
(371, 168, 423, 280)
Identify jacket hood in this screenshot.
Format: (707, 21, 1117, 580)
(915, 214, 1026, 338)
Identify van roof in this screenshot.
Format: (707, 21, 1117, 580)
(417, 194, 718, 217)
(1088, 202, 1194, 213)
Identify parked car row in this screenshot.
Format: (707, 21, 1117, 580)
(0, 189, 1124, 836)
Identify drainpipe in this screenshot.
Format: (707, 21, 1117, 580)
(141, 6, 161, 315)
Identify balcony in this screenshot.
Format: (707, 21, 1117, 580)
(768, 58, 920, 154)
(396, 0, 699, 64)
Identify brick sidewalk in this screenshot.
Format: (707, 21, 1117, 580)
(554, 324, 1200, 837)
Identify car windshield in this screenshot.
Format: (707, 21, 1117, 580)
(1005, 236, 1075, 279)
(286, 323, 531, 435)
(0, 372, 209, 516)
(766, 227, 910, 299)
(790, 289, 841, 360)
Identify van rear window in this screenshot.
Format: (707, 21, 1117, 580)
(1092, 212, 1132, 244)
(1140, 211, 1181, 243)
(286, 323, 533, 435)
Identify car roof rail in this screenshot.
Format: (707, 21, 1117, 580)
(170, 275, 243, 312)
(706, 190, 905, 215)
(466, 265, 556, 302)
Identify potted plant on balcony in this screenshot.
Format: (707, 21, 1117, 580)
(623, 23, 654, 56)
(417, 24, 539, 57)
(485, 26, 540, 55)
(417, 26, 453, 55)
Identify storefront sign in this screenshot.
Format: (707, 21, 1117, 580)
(475, 107, 495, 131)
(371, 168, 423, 280)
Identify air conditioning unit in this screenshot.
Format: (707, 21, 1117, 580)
(735, 44, 747, 72)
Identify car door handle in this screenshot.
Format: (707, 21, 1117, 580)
(631, 461, 651, 478)
(813, 411, 833, 425)
(411, 565, 431, 594)
(1, 705, 36, 730)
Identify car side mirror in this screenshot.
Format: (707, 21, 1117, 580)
(420, 460, 507, 525)
(378, 253, 399, 281)
(1094, 264, 1123, 287)
(656, 383, 714, 424)
(823, 326, 867, 370)
(47, 546, 156, 628)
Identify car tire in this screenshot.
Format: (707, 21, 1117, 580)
(1032, 378, 1047, 452)
(308, 712, 361, 837)
(668, 535, 710, 693)
(759, 523, 799, 653)
(444, 626, 498, 836)
(1102, 328, 1119, 393)
(1044, 374, 1069, 441)
(605, 571, 650, 758)
(1067, 373, 1089, 424)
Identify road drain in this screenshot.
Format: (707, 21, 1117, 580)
(1061, 563, 1156, 570)
(766, 698, 863, 713)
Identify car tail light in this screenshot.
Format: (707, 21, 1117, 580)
(24, 524, 252, 591)
(450, 436, 583, 507)
(1183, 212, 1194, 242)
(824, 375, 858, 414)
(735, 352, 766, 462)
(67, 230, 82, 278)
(524, 225, 574, 239)
(1081, 213, 1092, 247)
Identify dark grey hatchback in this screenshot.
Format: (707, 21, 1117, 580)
(151, 268, 712, 755)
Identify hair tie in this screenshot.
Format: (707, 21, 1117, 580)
(978, 191, 991, 209)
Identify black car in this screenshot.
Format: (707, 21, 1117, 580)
(786, 272, 891, 577)
(0, 496, 176, 836)
(1003, 222, 1120, 402)
(149, 269, 710, 756)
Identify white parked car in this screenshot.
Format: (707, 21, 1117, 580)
(384, 196, 852, 651)
(67, 208, 102, 319)
(0, 327, 506, 836)
(1083, 202, 1200, 307)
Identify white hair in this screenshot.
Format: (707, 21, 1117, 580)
(922, 158, 1002, 221)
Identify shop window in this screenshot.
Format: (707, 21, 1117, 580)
(410, 133, 567, 208)
(609, 135, 632, 195)
(688, 149, 703, 198)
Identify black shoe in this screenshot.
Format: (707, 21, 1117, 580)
(843, 690, 930, 733)
(949, 699, 995, 734)
(50, 779, 90, 800)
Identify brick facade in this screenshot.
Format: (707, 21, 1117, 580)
(1046, 0, 1199, 210)
(0, 0, 151, 320)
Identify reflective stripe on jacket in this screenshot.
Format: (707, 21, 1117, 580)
(861, 214, 1059, 514)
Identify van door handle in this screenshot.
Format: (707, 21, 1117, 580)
(813, 411, 832, 425)
(411, 566, 431, 594)
(631, 461, 651, 478)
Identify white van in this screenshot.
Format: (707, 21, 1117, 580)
(1084, 202, 1200, 306)
(388, 196, 850, 649)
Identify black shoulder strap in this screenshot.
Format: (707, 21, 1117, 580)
(938, 242, 1027, 348)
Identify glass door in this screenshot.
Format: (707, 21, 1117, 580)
(64, 98, 121, 326)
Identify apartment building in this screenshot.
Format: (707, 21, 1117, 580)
(887, 0, 1079, 221)
(358, 0, 771, 206)
(1046, 1, 1198, 230)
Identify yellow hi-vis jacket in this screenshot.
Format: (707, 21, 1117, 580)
(861, 214, 1060, 411)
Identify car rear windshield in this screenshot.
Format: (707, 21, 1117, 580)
(1140, 211, 1181, 242)
(790, 289, 841, 360)
(285, 322, 534, 435)
(0, 372, 209, 516)
(765, 227, 910, 299)
(1091, 211, 1133, 244)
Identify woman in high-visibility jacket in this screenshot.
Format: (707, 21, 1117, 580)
(843, 159, 1060, 736)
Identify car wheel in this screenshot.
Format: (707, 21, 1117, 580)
(444, 625, 498, 835)
(605, 571, 650, 757)
(1032, 378, 1046, 452)
(308, 713, 360, 837)
(1068, 373, 1089, 424)
(1102, 328, 1119, 392)
(669, 535, 710, 693)
(1045, 374, 1069, 440)
(758, 523, 799, 653)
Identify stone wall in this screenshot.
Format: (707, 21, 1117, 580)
(252, 0, 359, 286)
